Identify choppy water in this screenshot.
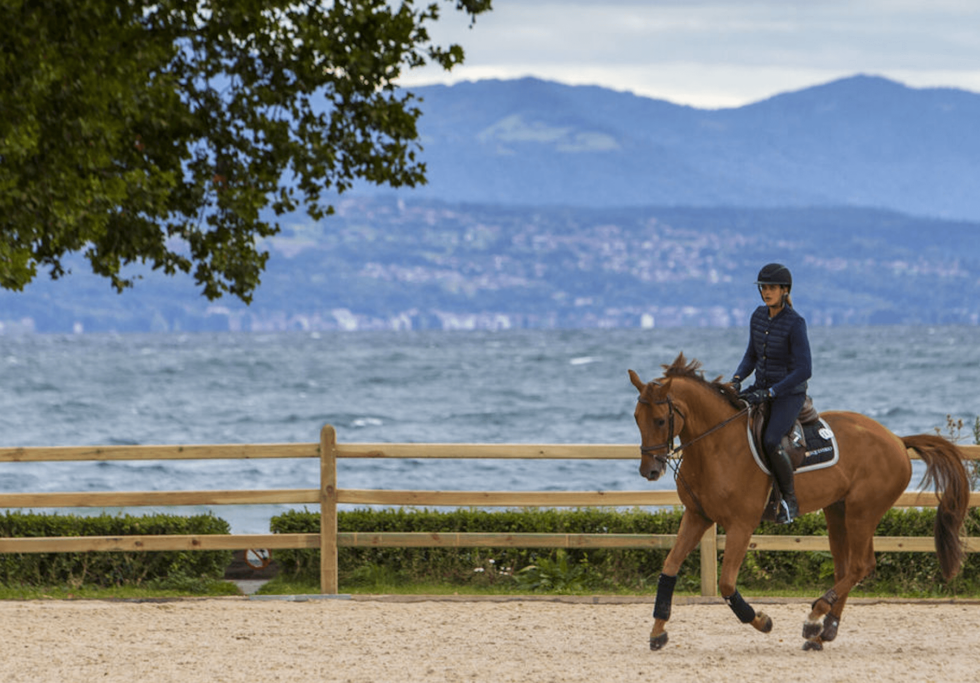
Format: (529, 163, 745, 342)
(2, 326, 978, 532)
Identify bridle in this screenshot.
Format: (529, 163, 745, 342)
(637, 383, 749, 521)
(636, 384, 749, 475)
(637, 392, 684, 467)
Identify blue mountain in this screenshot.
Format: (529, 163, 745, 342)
(364, 75, 980, 222)
(4, 76, 980, 333)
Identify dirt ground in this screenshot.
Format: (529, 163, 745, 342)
(1, 595, 979, 682)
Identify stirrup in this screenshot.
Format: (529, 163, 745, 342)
(775, 499, 797, 525)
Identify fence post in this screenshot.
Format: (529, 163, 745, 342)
(320, 424, 339, 594)
(699, 524, 718, 597)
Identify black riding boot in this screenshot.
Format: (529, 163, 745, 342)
(769, 445, 799, 524)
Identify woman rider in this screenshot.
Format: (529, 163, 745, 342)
(731, 263, 812, 524)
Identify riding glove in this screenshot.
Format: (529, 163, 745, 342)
(730, 377, 742, 394)
(742, 388, 771, 405)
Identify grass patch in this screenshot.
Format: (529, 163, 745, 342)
(0, 579, 241, 600)
(254, 577, 980, 600)
(4, 576, 980, 601)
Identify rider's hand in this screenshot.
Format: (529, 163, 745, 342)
(730, 377, 741, 394)
(742, 389, 771, 405)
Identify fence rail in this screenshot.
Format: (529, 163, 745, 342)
(1, 425, 978, 596)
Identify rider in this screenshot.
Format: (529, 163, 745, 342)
(730, 263, 812, 524)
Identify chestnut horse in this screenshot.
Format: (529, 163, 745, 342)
(630, 354, 969, 652)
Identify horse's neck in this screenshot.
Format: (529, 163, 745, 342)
(673, 381, 767, 524)
(673, 379, 752, 473)
(673, 379, 739, 438)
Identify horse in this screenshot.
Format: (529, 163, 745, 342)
(629, 353, 970, 652)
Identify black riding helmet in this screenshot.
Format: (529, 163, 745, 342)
(755, 263, 792, 292)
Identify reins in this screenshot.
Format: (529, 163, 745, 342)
(637, 395, 748, 467)
(637, 388, 749, 520)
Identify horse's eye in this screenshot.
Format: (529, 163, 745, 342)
(656, 419, 667, 428)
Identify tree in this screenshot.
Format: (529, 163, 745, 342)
(0, 0, 491, 302)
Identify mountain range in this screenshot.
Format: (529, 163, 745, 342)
(383, 75, 980, 223)
(2, 75, 979, 334)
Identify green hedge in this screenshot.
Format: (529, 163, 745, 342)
(0, 512, 233, 589)
(271, 506, 980, 596)
(744, 507, 980, 595)
(272, 507, 699, 593)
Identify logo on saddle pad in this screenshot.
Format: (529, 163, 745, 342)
(747, 399, 840, 476)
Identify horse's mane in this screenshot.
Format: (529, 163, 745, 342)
(662, 353, 743, 409)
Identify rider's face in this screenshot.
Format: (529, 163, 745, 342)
(759, 284, 787, 308)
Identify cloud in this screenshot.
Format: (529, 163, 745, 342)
(400, 1, 980, 107)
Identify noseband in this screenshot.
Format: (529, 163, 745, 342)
(637, 392, 684, 466)
(636, 386, 749, 468)
(637, 382, 749, 522)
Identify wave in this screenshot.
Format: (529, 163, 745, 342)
(1, 326, 978, 532)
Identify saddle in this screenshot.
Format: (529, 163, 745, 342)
(749, 397, 839, 523)
(750, 396, 822, 470)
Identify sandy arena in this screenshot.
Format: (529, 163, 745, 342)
(2, 595, 979, 682)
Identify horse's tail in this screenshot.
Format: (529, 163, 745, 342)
(902, 434, 970, 581)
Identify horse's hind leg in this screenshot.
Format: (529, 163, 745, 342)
(802, 502, 849, 651)
(649, 510, 713, 651)
(822, 504, 849, 640)
(804, 509, 877, 650)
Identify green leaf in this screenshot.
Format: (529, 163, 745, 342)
(0, 0, 491, 302)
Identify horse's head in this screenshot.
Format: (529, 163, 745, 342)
(629, 369, 685, 481)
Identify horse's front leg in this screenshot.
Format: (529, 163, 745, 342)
(650, 510, 714, 651)
(719, 524, 774, 634)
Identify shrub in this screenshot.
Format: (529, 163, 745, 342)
(272, 506, 980, 596)
(273, 506, 698, 592)
(0, 511, 233, 588)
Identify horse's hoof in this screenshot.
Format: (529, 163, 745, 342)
(802, 639, 824, 652)
(650, 632, 669, 651)
(802, 619, 822, 640)
(752, 611, 773, 634)
(821, 614, 841, 642)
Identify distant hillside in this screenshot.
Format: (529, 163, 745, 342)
(5, 76, 980, 334)
(354, 75, 980, 223)
(4, 199, 978, 333)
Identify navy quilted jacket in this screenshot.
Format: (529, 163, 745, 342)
(734, 305, 812, 396)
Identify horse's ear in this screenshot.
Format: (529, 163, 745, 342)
(628, 369, 644, 393)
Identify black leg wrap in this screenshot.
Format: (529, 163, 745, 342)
(811, 589, 839, 610)
(724, 590, 756, 624)
(822, 613, 841, 642)
(653, 573, 677, 621)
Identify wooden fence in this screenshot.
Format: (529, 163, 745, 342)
(1, 424, 978, 597)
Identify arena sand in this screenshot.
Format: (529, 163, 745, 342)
(1, 596, 978, 682)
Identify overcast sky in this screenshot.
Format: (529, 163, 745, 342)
(397, 0, 980, 109)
